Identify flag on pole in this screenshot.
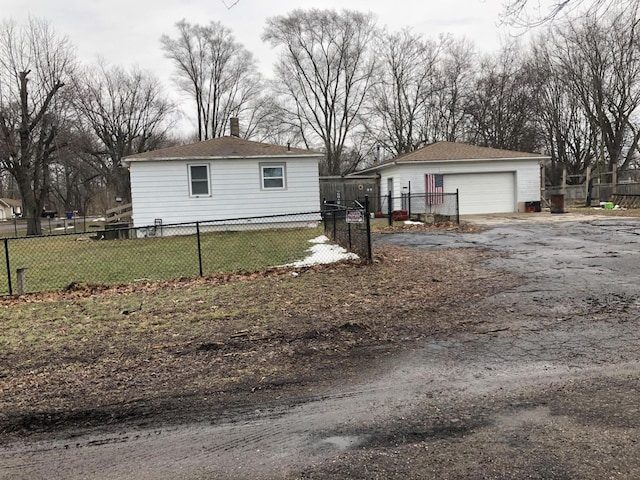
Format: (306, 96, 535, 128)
(426, 174, 444, 205)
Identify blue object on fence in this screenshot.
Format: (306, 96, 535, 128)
(66, 211, 73, 219)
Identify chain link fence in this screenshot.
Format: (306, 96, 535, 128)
(369, 192, 459, 224)
(0, 211, 371, 296)
(321, 198, 372, 261)
(333, 192, 459, 225)
(0, 216, 98, 238)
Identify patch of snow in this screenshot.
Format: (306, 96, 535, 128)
(404, 220, 424, 225)
(285, 236, 359, 267)
(92, 217, 106, 222)
(54, 226, 75, 231)
(309, 235, 330, 244)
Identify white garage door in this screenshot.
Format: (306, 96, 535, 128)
(444, 172, 515, 215)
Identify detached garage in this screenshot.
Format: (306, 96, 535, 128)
(444, 172, 515, 215)
(352, 142, 548, 215)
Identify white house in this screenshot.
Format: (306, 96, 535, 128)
(0, 198, 22, 220)
(353, 142, 548, 215)
(123, 131, 323, 229)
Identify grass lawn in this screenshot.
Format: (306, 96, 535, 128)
(0, 225, 324, 295)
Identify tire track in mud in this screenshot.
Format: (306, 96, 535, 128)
(3, 335, 639, 480)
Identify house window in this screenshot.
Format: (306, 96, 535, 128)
(261, 164, 286, 189)
(189, 164, 210, 196)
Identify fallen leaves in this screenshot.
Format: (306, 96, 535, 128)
(0, 243, 520, 437)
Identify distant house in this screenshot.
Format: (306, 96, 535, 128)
(352, 142, 548, 215)
(123, 123, 323, 229)
(0, 198, 22, 220)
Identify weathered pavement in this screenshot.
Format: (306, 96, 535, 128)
(2, 214, 640, 479)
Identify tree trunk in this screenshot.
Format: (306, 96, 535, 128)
(18, 187, 44, 236)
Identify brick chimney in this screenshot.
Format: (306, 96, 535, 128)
(230, 117, 240, 137)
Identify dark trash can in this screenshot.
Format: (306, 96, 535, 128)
(550, 194, 565, 214)
(525, 201, 541, 213)
(66, 211, 73, 219)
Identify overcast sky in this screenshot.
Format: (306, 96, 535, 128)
(4, 0, 521, 76)
(4, 0, 526, 135)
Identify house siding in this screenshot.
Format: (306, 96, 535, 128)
(378, 165, 402, 211)
(375, 159, 541, 212)
(129, 156, 320, 227)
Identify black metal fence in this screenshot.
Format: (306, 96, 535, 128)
(361, 191, 460, 225)
(0, 216, 97, 238)
(0, 211, 371, 296)
(322, 197, 372, 261)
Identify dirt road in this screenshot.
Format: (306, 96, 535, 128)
(3, 214, 640, 479)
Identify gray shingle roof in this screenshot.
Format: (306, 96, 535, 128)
(392, 141, 546, 162)
(124, 136, 322, 162)
(0, 198, 22, 208)
(352, 142, 548, 175)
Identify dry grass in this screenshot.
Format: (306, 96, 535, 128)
(0, 243, 520, 437)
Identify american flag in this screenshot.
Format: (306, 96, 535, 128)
(426, 174, 444, 205)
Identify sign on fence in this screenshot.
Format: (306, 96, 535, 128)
(346, 209, 364, 224)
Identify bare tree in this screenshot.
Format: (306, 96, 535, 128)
(547, 7, 640, 178)
(48, 133, 102, 216)
(0, 18, 75, 235)
(72, 63, 176, 205)
(466, 42, 541, 152)
(263, 9, 378, 175)
(221, 0, 240, 8)
(368, 29, 442, 157)
(530, 36, 597, 184)
(241, 93, 304, 146)
(425, 37, 477, 143)
(501, 0, 630, 27)
(161, 20, 262, 141)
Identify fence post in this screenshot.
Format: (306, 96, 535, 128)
(348, 222, 352, 251)
(13, 218, 17, 238)
(321, 211, 327, 236)
(585, 166, 592, 207)
(387, 192, 392, 226)
(456, 189, 460, 224)
(4, 238, 11, 295)
(16, 268, 26, 295)
(332, 210, 337, 240)
(196, 222, 203, 277)
(365, 195, 372, 262)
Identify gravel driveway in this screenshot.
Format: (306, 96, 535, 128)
(3, 214, 640, 479)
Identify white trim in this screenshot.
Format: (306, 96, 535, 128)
(260, 163, 287, 190)
(125, 153, 323, 164)
(188, 163, 211, 197)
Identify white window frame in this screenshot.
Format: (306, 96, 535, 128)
(260, 163, 286, 190)
(188, 164, 211, 197)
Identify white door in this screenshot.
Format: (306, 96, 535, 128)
(444, 172, 515, 214)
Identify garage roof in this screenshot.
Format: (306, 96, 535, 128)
(355, 141, 548, 173)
